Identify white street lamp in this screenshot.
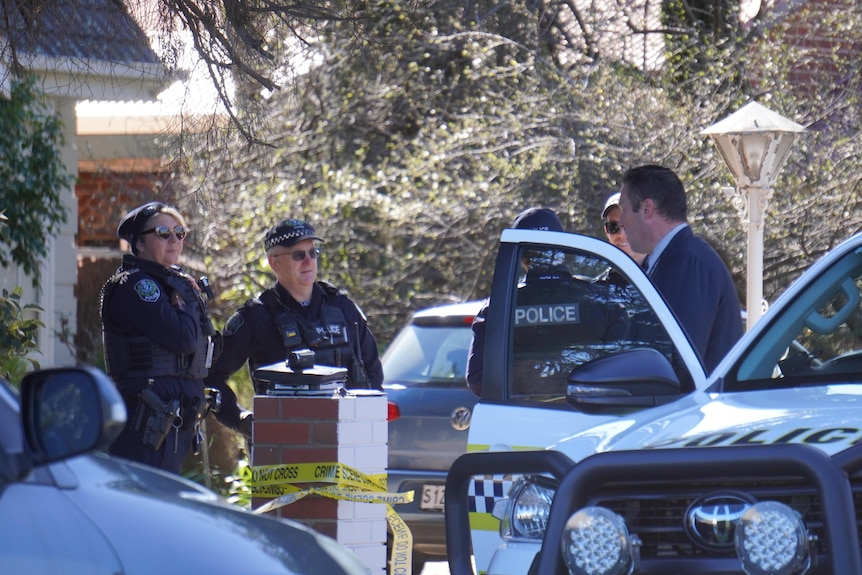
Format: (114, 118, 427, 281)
(702, 101, 806, 330)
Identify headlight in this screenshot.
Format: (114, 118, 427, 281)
(495, 475, 557, 540)
(734, 501, 810, 575)
(561, 506, 638, 575)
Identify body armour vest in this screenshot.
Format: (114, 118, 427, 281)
(101, 259, 216, 380)
(253, 286, 358, 388)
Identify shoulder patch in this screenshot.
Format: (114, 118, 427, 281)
(223, 312, 245, 337)
(134, 279, 161, 303)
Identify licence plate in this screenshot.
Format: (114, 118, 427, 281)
(420, 484, 446, 511)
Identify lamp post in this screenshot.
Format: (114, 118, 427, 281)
(702, 101, 806, 330)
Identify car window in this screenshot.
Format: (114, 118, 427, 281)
(730, 247, 862, 389)
(383, 323, 472, 386)
(509, 244, 683, 400)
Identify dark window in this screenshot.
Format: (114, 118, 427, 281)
(508, 246, 678, 400)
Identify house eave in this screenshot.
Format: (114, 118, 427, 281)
(2, 52, 165, 101)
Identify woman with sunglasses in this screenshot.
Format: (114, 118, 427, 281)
(99, 201, 219, 473)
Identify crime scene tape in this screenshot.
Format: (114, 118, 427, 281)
(251, 461, 416, 574)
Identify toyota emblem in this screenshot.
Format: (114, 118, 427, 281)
(685, 492, 755, 550)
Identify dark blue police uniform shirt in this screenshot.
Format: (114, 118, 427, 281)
(101, 255, 206, 472)
(204, 281, 384, 427)
(104, 255, 202, 380)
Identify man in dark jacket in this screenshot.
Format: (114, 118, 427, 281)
(618, 165, 743, 372)
(204, 219, 384, 436)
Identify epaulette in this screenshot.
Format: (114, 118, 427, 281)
(110, 269, 138, 285)
(317, 280, 343, 297)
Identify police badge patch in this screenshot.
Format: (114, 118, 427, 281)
(223, 312, 244, 336)
(134, 279, 161, 302)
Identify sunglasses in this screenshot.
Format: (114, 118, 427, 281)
(273, 248, 321, 262)
(141, 225, 188, 240)
(603, 221, 622, 235)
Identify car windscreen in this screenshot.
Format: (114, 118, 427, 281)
(729, 247, 862, 389)
(382, 323, 473, 385)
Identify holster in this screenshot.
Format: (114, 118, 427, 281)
(132, 387, 181, 451)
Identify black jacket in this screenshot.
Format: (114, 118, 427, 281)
(204, 282, 384, 428)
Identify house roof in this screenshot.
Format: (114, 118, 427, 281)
(1, 0, 160, 65)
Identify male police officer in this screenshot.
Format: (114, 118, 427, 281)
(204, 219, 383, 434)
(466, 208, 566, 396)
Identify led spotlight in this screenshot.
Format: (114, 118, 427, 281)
(561, 506, 636, 575)
(734, 501, 809, 575)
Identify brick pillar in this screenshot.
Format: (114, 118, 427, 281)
(252, 389, 388, 574)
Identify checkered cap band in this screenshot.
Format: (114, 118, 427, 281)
(264, 218, 323, 250)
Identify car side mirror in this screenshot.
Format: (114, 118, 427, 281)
(566, 348, 683, 413)
(20, 366, 126, 468)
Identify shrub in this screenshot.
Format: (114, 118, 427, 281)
(0, 287, 43, 386)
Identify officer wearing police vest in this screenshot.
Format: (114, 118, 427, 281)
(203, 218, 384, 421)
(466, 207, 567, 396)
(100, 202, 219, 473)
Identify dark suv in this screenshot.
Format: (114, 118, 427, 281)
(383, 300, 483, 572)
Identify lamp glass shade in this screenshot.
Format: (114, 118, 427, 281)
(702, 101, 806, 188)
(708, 131, 799, 188)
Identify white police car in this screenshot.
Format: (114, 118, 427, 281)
(446, 228, 862, 575)
(0, 366, 368, 574)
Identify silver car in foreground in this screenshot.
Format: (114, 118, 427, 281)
(0, 366, 367, 575)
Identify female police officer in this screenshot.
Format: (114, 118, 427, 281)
(100, 202, 217, 473)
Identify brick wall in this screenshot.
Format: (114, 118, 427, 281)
(752, 0, 862, 95)
(77, 169, 176, 249)
(253, 391, 388, 574)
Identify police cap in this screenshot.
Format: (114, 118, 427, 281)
(264, 218, 324, 251)
(512, 208, 564, 232)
